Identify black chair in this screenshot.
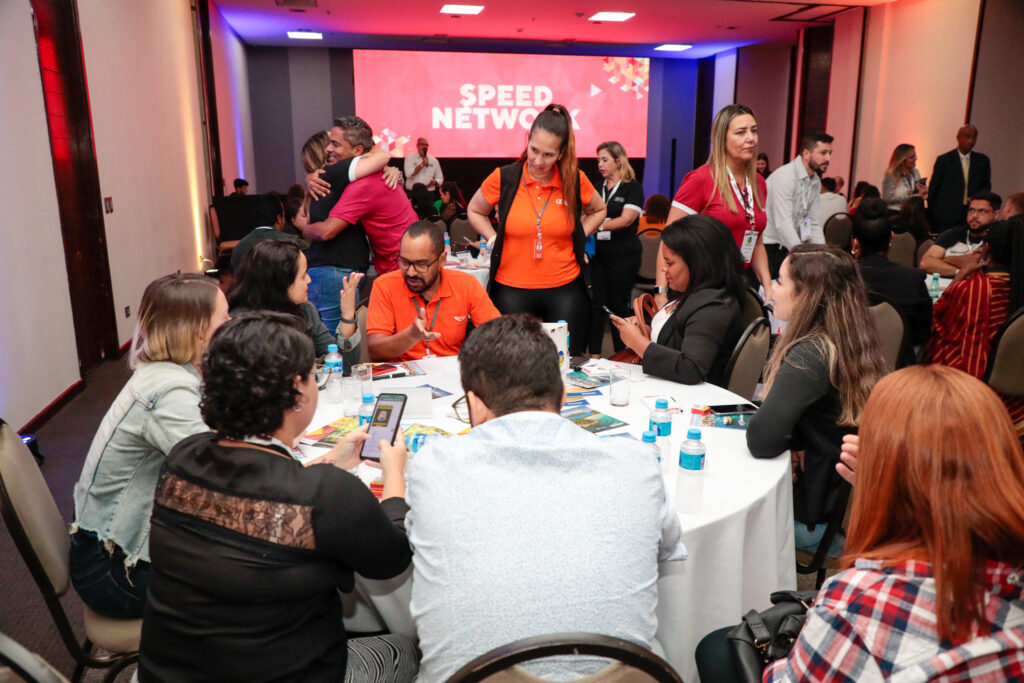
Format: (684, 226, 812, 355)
(795, 481, 852, 589)
(633, 229, 662, 294)
(722, 318, 770, 403)
(823, 213, 853, 250)
(867, 292, 911, 370)
(446, 632, 684, 683)
(739, 286, 768, 326)
(0, 631, 68, 683)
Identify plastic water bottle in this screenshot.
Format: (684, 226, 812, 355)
(444, 233, 452, 260)
(358, 393, 375, 425)
(676, 428, 706, 514)
(928, 273, 941, 302)
(478, 237, 490, 265)
(649, 398, 672, 438)
(324, 344, 344, 403)
(642, 430, 663, 463)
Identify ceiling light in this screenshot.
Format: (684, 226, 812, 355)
(588, 11, 635, 22)
(654, 43, 692, 52)
(441, 4, 484, 14)
(287, 30, 323, 39)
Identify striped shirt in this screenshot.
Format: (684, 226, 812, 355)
(765, 559, 1024, 682)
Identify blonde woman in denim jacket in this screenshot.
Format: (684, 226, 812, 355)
(70, 273, 230, 618)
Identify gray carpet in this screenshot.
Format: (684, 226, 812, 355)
(1, 355, 136, 680)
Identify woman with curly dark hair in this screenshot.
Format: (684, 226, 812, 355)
(139, 311, 417, 682)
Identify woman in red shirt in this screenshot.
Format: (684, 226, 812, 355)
(663, 104, 773, 305)
(466, 104, 606, 355)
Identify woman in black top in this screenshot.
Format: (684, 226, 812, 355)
(611, 215, 746, 385)
(228, 239, 361, 367)
(139, 312, 416, 682)
(436, 180, 467, 226)
(588, 141, 645, 355)
(747, 244, 886, 554)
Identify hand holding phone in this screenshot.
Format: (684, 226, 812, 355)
(602, 305, 614, 317)
(359, 393, 407, 461)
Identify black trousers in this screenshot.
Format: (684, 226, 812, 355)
(491, 277, 589, 356)
(587, 248, 642, 354)
(764, 243, 788, 281)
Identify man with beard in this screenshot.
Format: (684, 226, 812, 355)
(763, 131, 834, 279)
(919, 191, 1001, 276)
(366, 221, 499, 361)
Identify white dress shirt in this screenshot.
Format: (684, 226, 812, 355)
(818, 191, 848, 227)
(403, 152, 443, 191)
(764, 156, 823, 249)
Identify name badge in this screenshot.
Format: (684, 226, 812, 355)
(740, 230, 758, 263)
(798, 216, 812, 242)
(597, 230, 612, 241)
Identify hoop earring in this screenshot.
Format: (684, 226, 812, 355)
(292, 404, 303, 413)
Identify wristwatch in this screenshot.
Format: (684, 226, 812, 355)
(651, 286, 668, 294)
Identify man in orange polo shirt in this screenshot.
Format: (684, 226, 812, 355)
(367, 221, 500, 361)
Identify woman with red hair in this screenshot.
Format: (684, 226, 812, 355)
(765, 364, 1024, 680)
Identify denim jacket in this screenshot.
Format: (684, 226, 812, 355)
(72, 361, 206, 565)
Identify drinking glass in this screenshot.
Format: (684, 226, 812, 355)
(608, 367, 631, 406)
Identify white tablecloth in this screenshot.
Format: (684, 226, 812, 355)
(301, 356, 795, 683)
(445, 261, 489, 288)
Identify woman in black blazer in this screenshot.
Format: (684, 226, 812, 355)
(611, 215, 746, 385)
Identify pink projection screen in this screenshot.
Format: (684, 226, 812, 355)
(352, 50, 649, 158)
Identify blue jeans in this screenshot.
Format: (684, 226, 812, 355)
(795, 520, 846, 558)
(307, 266, 363, 337)
(69, 528, 150, 618)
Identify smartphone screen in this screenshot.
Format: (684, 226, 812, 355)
(708, 403, 758, 415)
(360, 393, 407, 461)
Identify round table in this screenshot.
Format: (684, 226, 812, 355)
(301, 356, 795, 683)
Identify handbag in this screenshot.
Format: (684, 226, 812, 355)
(607, 293, 658, 364)
(725, 590, 817, 683)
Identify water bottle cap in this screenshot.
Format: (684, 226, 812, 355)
(641, 430, 656, 443)
(687, 428, 702, 440)
(326, 344, 339, 353)
(655, 398, 668, 409)
(362, 393, 374, 402)
(557, 319, 567, 324)
(679, 451, 703, 470)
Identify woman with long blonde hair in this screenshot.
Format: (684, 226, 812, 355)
(747, 244, 887, 553)
(664, 104, 773, 303)
(765, 365, 1024, 679)
(882, 142, 926, 210)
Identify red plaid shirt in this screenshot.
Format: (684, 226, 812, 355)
(765, 559, 1024, 682)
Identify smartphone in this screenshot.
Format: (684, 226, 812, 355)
(708, 403, 758, 415)
(601, 305, 614, 317)
(359, 393, 407, 461)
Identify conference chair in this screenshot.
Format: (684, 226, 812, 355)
(633, 229, 661, 295)
(795, 481, 852, 589)
(0, 421, 140, 683)
(984, 306, 1024, 397)
(722, 318, 770, 402)
(739, 287, 768, 327)
(868, 296, 909, 371)
(915, 238, 934, 268)
(355, 296, 371, 364)
(887, 232, 916, 268)
(823, 213, 852, 250)
(448, 218, 477, 248)
(0, 631, 68, 683)
(446, 632, 684, 683)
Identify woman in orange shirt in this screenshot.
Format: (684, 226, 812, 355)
(466, 104, 606, 355)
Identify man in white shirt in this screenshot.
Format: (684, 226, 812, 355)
(403, 137, 443, 192)
(763, 131, 833, 279)
(818, 177, 847, 228)
(407, 314, 686, 682)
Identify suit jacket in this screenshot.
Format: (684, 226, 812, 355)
(857, 253, 933, 347)
(928, 149, 991, 230)
(641, 287, 744, 385)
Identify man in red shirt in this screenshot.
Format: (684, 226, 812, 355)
(367, 221, 500, 361)
(296, 116, 417, 274)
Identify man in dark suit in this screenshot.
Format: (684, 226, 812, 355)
(927, 124, 991, 231)
(852, 199, 932, 358)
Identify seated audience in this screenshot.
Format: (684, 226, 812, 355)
(228, 239, 361, 364)
(925, 216, 1024, 435)
(1003, 191, 1024, 219)
(747, 245, 887, 554)
(852, 198, 933, 350)
(407, 314, 686, 681)
(637, 193, 670, 233)
(229, 193, 297, 272)
(139, 312, 415, 682)
(765, 365, 1024, 680)
(434, 180, 467, 226)
(611, 215, 746, 385)
(70, 273, 230, 618)
(847, 181, 879, 214)
(919, 191, 1000, 276)
(366, 221, 499, 361)
(818, 177, 847, 227)
(410, 182, 440, 221)
(892, 195, 933, 246)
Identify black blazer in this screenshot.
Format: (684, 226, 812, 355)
(641, 287, 744, 385)
(928, 149, 991, 230)
(857, 254, 933, 347)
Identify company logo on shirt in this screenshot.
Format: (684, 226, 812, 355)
(453, 315, 467, 322)
(555, 198, 564, 206)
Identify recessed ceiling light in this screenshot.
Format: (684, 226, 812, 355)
(654, 43, 692, 52)
(588, 11, 635, 22)
(287, 30, 323, 39)
(441, 4, 484, 14)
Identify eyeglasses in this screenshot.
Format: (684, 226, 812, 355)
(397, 254, 442, 273)
(967, 207, 993, 215)
(452, 395, 470, 423)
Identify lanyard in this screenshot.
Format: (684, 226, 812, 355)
(413, 296, 442, 355)
(522, 175, 555, 231)
(727, 168, 756, 230)
(600, 180, 621, 205)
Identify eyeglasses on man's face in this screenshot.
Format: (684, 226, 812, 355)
(398, 253, 442, 274)
(452, 395, 470, 423)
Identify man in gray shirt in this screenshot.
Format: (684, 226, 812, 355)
(407, 314, 686, 682)
(763, 131, 833, 279)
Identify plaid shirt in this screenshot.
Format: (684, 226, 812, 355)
(765, 559, 1024, 682)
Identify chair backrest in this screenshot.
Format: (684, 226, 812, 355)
(0, 631, 68, 683)
(448, 218, 477, 247)
(868, 300, 905, 371)
(722, 318, 770, 402)
(887, 232, 916, 268)
(739, 287, 767, 326)
(823, 213, 852, 250)
(985, 306, 1024, 397)
(355, 296, 371, 364)
(915, 238, 934, 268)
(446, 633, 683, 683)
(636, 232, 661, 283)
